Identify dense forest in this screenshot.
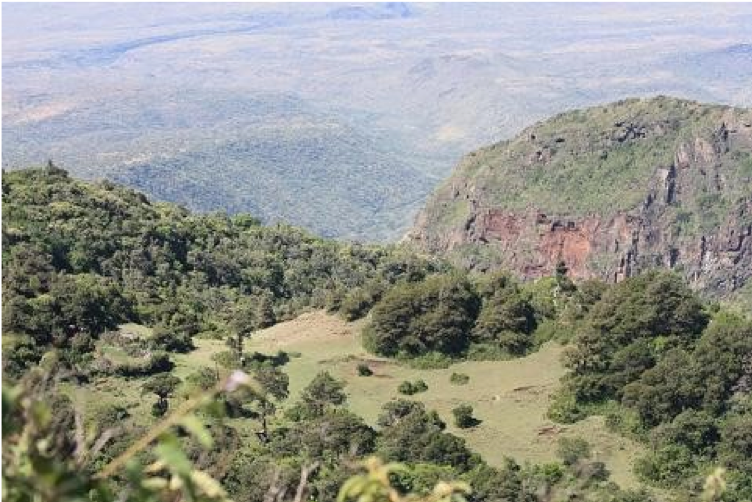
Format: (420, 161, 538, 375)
(2, 167, 750, 502)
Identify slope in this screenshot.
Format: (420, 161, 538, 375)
(408, 97, 752, 299)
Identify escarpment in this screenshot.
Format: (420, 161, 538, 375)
(408, 97, 752, 298)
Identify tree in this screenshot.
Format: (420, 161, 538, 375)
(228, 300, 259, 366)
(255, 293, 276, 329)
(142, 374, 182, 417)
(150, 324, 195, 353)
(471, 286, 536, 355)
(565, 271, 709, 403)
(452, 405, 478, 429)
(251, 366, 289, 442)
(378, 401, 478, 472)
(364, 275, 479, 357)
(288, 371, 346, 420)
(556, 437, 591, 466)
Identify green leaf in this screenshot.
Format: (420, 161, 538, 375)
(154, 435, 192, 477)
(180, 415, 213, 449)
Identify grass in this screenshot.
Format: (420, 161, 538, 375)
(243, 311, 645, 489)
(77, 311, 645, 489)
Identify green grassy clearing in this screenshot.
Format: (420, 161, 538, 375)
(75, 311, 644, 488)
(243, 311, 644, 488)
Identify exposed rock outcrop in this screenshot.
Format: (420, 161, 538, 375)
(408, 97, 752, 298)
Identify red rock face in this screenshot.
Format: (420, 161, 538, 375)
(412, 196, 752, 296)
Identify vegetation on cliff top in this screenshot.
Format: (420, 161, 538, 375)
(421, 97, 752, 222)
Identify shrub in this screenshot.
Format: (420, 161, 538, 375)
(398, 380, 428, 396)
(149, 326, 195, 353)
(151, 399, 169, 417)
(634, 444, 698, 487)
(357, 363, 373, 376)
(340, 288, 376, 321)
(449, 373, 469, 385)
(452, 405, 477, 429)
(556, 437, 591, 466)
(547, 388, 586, 424)
(472, 287, 536, 353)
(397, 381, 415, 395)
(112, 352, 173, 377)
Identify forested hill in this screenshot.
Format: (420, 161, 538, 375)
(1, 166, 448, 374)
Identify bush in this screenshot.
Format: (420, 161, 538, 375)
(398, 380, 416, 395)
(634, 444, 698, 487)
(449, 373, 469, 385)
(547, 388, 586, 424)
(556, 437, 591, 466)
(403, 352, 455, 370)
(112, 352, 173, 377)
(340, 288, 376, 321)
(472, 283, 537, 355)
(149, 326, 195, 353)
(357, 363, 373, 376)
(398, 380, 428, 396)
(151, 399, 168, 417)
(452, 404, 477, 429)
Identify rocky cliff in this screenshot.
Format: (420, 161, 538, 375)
(408, 97, 752, 298)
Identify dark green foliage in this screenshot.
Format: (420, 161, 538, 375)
(634, 444, 697, 487)
(186, 367, 219, 392)
(356, 363, 373, 376)
(286, 371, 346, 420)
(149, 325, 195, 353)
(377, 399, 442, 429)
(398, 380, 428, 396)
(449, 373, 470, 385)
(2, 169, 447, 376)
(651, 410, 720, 458)
(463, 460, 524, 502)
(273, 408, 376, 459)
(718, 412, 752, 473)
(377, 400, 479, 472)
(472, 281, 537, 355)
(142, 374, 181, 399)
(556, 437, 591, 466)
(112, 351, 173, 377)
(151, 398, 169, 417)
(142, 374, 181, 418)
(564, 271, 708, 403)
(551, 270, 752, 492)
(339, 283, 383, 322)
(364, 274, 479, 357)
(621, 349, 699, 427)
(451, 405, 478, 429)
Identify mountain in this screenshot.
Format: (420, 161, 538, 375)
(407, 97, 752, 299)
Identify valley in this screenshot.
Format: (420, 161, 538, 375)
(4, 4, 752, 500)
(4, 3, 752, 239)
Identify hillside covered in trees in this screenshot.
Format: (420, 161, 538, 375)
(3, 168, 751, 502)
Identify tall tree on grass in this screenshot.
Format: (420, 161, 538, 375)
(251, 366, 289, 443)
(227, 299, 258, 366)
(142, 374, 182, 417)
